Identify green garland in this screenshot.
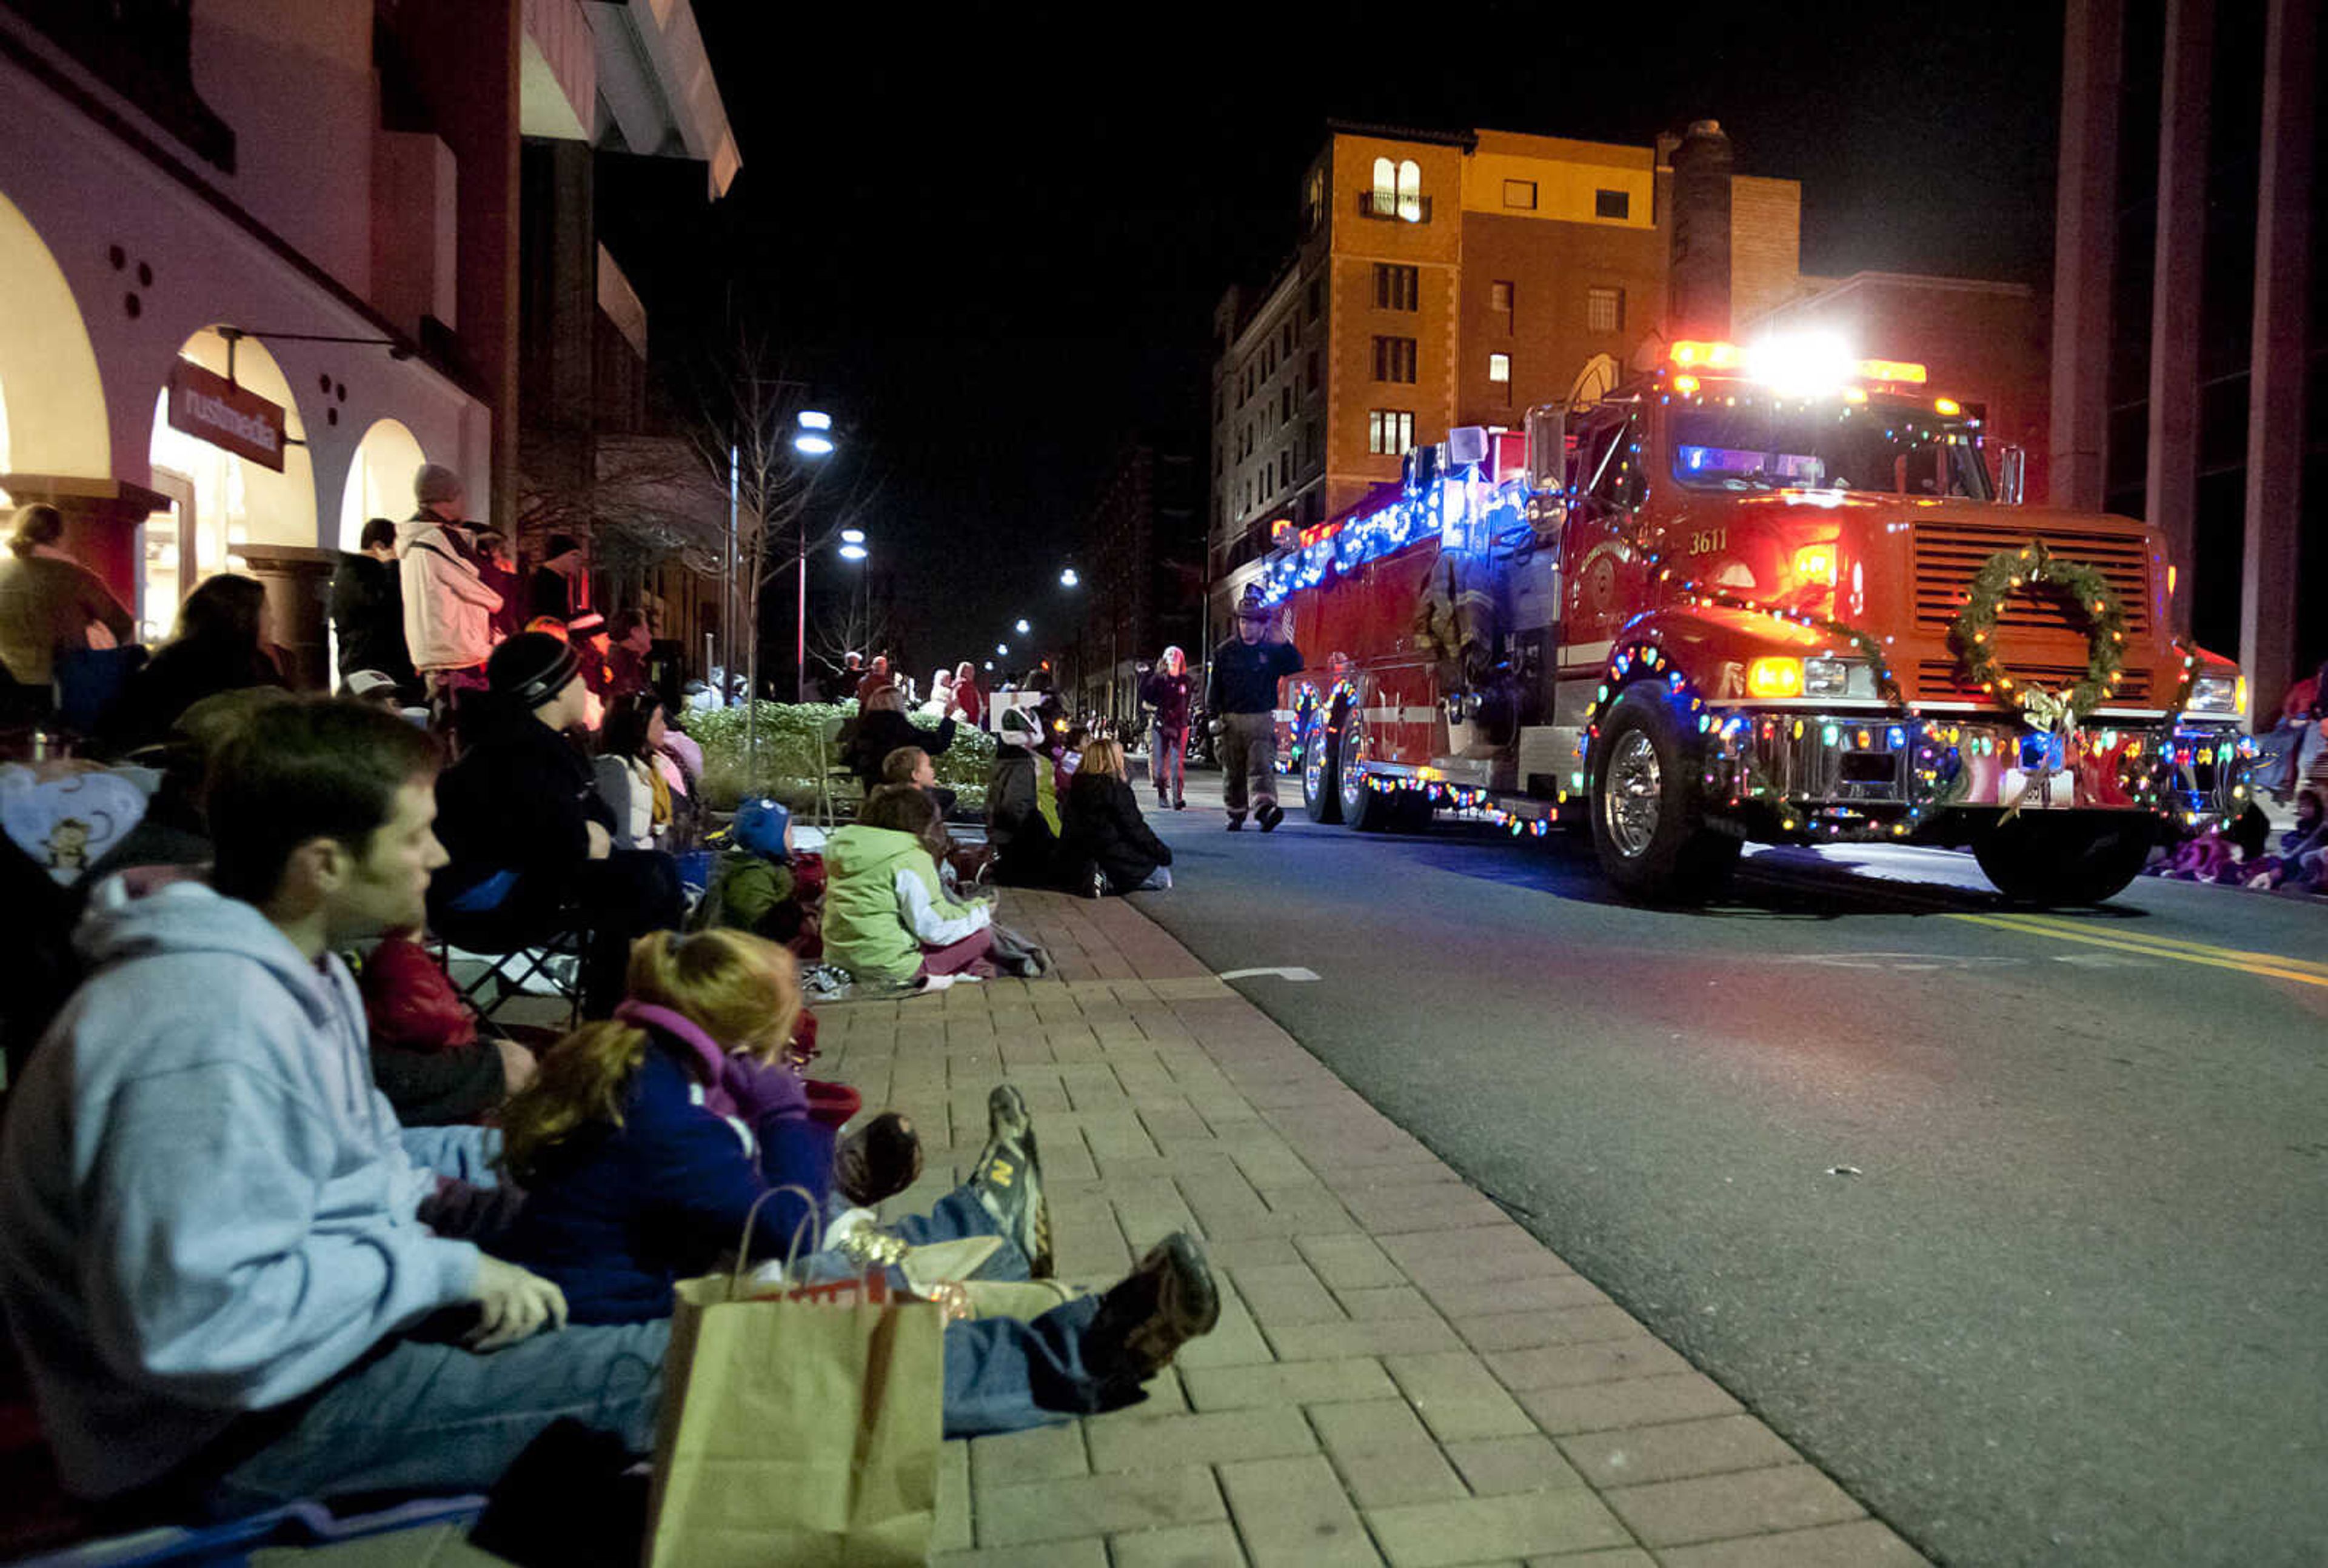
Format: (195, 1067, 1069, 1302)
(1947, 541, 2128, 724)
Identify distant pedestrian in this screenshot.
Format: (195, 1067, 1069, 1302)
(1140, 645, 1193, 810)
(0, 502, 135, 719)
(952, 661, 986, 728)
(1206, 585, 1302, 831)
(526, 533, 585, 624)
(606, 609, 654, 699)
(396, 464, 500, 712)
(329, 518, 418, 700)
(857, 653, 892, 704)
(473, 529, 523, 643)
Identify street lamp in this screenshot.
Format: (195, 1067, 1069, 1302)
(837, 542, 868, 561)
(1059, 567, 1079, 589)
(995, 642, 1009, 656)
(784, 413, 836, 704)
(1014, 618, 1031, 635)
(794, 409, 834, 456)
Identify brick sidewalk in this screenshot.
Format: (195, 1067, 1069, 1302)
(823, 889, 1925, 1567)
(258, 887, 1925, 1567)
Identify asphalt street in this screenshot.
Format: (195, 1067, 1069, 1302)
(1121, 774, 2328, 1567)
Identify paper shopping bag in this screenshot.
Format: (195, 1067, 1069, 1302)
(644, 1199, 945, 1566)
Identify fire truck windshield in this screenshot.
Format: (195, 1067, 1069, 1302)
(1669, 399, 1995, 501)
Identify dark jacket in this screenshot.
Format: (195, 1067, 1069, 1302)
(1140, 670, 1194, 733)
(1061, 772, 1172, 892)
(328, 553, 418, 689)
(842, 710, 954, 790)
(370, 1041, 507, 1127)
(1207, 636, 1302, 716)
(526, 565, 578, 626)
(96, 640, 286, 755)
(495, 1030, 833, 1324)
(429, 715, 617, 909)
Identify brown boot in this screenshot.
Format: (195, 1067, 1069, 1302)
(834, 1112, 922, 1208)
(1085, 1232, 1220, 1385)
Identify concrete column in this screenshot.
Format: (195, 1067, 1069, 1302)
(2049, 0, 2122, 510)
(2146, 0, 2211, 631)
(2239, 0, 2316, 718)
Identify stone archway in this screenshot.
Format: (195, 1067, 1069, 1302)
(336, 416, 426, 550)
(0, 187, 110, 496)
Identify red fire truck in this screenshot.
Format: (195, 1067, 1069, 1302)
(1260, 336, 2255, 904)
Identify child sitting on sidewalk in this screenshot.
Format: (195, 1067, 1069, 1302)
(490, 927, 1219, 1435)
(824, 784, 997, 984)
(1059, 736, 1174, 897)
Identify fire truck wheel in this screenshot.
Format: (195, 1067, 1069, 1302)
(1301, 705, 1343, 824)
(1972, 815, 2155, 906)
(1588, 687, 1742, 902)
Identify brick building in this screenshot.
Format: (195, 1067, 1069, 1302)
(1750, 272, 2052, 504)
(1206, 120, 1805, 635)
(1060, 441, 1202, 727)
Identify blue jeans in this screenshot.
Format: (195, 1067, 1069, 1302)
(208, 1192, 1113, 1507)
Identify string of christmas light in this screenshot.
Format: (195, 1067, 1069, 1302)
(1946, 541, 2128, 720)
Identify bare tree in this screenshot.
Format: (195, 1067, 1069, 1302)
(680, 319, 884, 701)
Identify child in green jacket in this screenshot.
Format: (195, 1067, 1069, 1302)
(824, 786, 995, 984)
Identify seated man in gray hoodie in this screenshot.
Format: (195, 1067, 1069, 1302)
(0, 699, 662, 1516)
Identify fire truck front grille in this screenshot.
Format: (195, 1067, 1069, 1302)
(1910, 521, 2153, 637)
(1912, 659, 2153, 706)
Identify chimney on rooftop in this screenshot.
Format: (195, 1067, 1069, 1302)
(1668, 119, 1734, 341)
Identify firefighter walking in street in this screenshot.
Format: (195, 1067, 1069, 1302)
(1208, 584, 1303, 831)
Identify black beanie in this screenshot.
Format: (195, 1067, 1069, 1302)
(487, 632, 581, 709)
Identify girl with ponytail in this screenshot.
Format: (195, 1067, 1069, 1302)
(494, 927, 1226, 1435)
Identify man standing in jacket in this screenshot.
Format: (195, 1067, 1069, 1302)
(395, 464, 500, 714)
(1206, 585, 1302, 832)
(329, 517, 419, 701)
(0, 699, 658, 1514)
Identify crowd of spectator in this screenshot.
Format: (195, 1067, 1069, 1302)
(0, 475, 1222, 1550)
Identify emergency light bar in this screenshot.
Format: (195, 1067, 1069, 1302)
(1667, 339, 1928, 389)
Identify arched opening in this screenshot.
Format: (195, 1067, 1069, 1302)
(0, 187, 110, 504)
(1372, 156, 1395, 213)
(337, 417, 425, 550)
(146, 327, 315, 632)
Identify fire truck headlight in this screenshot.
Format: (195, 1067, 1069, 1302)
(2186, 675, 2239, 716)
(1804, 658, 1851, 697)
(1747, 658, 1804, 699)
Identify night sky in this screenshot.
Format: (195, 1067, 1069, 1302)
(601, 0, 2065, 676)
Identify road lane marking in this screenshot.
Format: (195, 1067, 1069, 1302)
(1218, 966, 1320, 983)
(1960, 912, 2328, 978)
(1947, 913, 2328, 990)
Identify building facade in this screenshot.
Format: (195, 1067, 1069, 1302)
(1206, 120, 1806, 636)
(2052, 0, 2320, 712)
(1060, 441, 1200, 727)
(0, 0, 734, 682)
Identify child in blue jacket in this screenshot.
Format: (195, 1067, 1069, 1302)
(492, 927, 1220, 1435)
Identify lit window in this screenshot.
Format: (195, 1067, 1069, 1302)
(1397, 160, 1422, 222)
(1303, 166, 1326, 235)
(1373, 157, 1396, 214)
(1368, 410, 1416, 455)
(1488, 353, 1511, 384)
(1489, 280, 1513, 316)
(1503, 179, 1537, 210)
(1587, 286, 1624, 333)
(1595, 188, 1630, 221)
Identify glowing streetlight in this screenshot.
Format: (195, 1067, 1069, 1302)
(983, 660, 994, 671)
(840, 527, 865, 545)
(837, 542, 868, 561)
(995, 642, 1009, 656)
(1014, 618, 1031, 635)
(1059, 567, 1079, 588)
(794, 409, 834, 456)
